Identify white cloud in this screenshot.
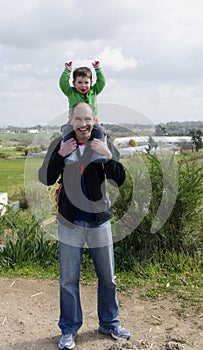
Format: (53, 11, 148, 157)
(95, 47, 142, 71)
(2, 63, 32, 73)
(157, 84, 196, 101)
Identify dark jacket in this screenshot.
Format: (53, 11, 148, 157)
(38, 137, 125, 227)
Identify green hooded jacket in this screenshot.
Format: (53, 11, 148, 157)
(59, 68, 106, 115)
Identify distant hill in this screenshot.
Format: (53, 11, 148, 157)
(1, 120, 202, 138)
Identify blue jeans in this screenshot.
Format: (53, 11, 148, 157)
(58, 220, 120, 335)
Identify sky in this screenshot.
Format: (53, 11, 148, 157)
(0, 0, 203, 127)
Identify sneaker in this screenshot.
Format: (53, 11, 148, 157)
(58, 333, 77, 349)
(91, 152, 107, 163)
(98, 325, 131, 340)
(64, 151, 79, 165)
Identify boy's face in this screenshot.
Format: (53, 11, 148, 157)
(73, 76, 92, 95)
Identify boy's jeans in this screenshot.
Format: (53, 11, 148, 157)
(58, 220, 120, 335)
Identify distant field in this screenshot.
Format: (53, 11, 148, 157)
(0, 158, 43, 197)
(0, 146, 202, 201)
(0, 147, 22, 157)
(0, 133, 35, 143)
(0, 132, 53, 145)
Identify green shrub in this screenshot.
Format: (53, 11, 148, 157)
(0, 152, 7, 158)
(9, 186, 28, 208)
(0, 208, 58, 268)
(114, 155, 203, 268)
(129, 139, 137, 147)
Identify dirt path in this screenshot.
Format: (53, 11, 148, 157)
(0, 277, 202, 350)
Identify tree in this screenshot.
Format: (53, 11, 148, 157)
(128, 139, 137, 147)
(155, 124, 167, 136)
(190, 129, 203, 151)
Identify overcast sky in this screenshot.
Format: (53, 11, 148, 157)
(0, 0, 203, 127)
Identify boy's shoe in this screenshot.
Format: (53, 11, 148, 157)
(98, 325, 131, 340)
(64, 151, 79, 165)
(91, 152, 107, 163)
(58, 333, 77, 349)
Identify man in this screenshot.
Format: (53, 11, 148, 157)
(38, 102, 131, 350)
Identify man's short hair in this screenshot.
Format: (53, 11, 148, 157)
(70, 102, 95, 119)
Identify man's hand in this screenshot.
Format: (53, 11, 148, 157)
(91, 136, 112, 160)
(92, 60, 101, 69)
(65, 61, 73, 71)
(58, 138, 77, 157)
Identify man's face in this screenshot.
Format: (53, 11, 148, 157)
(70, 104, 95, 143)
(73, 76, 92, 95)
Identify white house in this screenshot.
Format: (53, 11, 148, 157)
(27, 129, 39, 134)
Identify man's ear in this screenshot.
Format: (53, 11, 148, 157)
(95, 117, 99, 123)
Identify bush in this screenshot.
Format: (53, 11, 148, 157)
(129, 139, 137, 147)
(0, 208, 58, 268)
(114, 154, 203, 269)
(9, 186, 28, 209)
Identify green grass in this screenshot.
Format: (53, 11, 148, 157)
(0, 147, 23, 157)
(0, 262, 60, 279)
(0, 132, 51, 197)
(0, 133, 34, 142)
(0, 253, 202, 309)
(176, 150, 203, 163)
(0, 158, 43, 197)
(0, 132, 52, 146)
(0, 158, 26, 193)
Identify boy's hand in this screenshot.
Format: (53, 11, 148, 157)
(65, 61, 73, 71)
(92, 60, 101, 69)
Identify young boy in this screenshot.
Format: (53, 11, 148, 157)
(59, 60, 107, 163)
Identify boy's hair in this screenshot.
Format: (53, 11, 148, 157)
(73, 67, 92, 82)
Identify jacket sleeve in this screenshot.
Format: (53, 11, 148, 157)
(59, 68, 72, 97)
(92, 68, 106, 95)
(104, 159, 126, 187)
(38, 137, 65, 186)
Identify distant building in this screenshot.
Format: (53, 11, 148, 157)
(27, 129, 39, 134)
(114, 136, 192, 147)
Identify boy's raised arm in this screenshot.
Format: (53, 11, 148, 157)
(92, 60, 106, 94)
(59, 61, 73, 96)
